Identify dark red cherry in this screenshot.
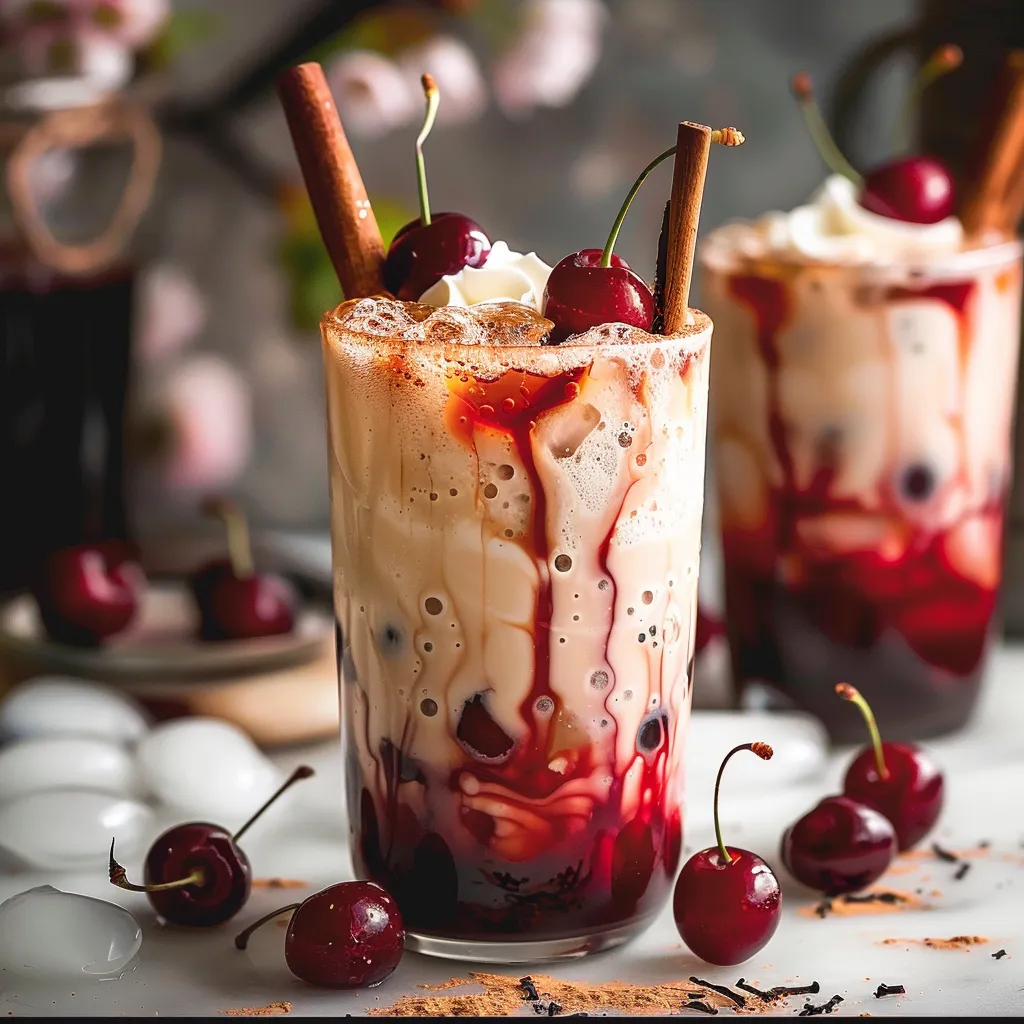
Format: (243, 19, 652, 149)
(780, 795, 896, 896)
(235, 880, 405, 988)
(836, 682, 944, 851)
(192, 498, 298, 641)
(542, 249, 654, 346)
(673, 742, 781, 965)
(384, 212, 490, 301)
(859, 156, 955, 225)
(109, 766, 314, 926)
(35, 543, 144, 646)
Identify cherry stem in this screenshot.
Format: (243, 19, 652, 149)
(108, 838, 206, 892)
(232, 765, 315, 843)
(790, 72, 863, 185)
(835, 683, 888, 779)
(234, 903, 302, 950)
(896, 43, 963, 152)
(202, 496, 254, 579)
(713, 742, 773, 865)
(415, 73, 439, 227)
(600, 127, 744, 269)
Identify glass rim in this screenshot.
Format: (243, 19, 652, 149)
(699, 231, 1023, 277)
(320, 300, 714, 362)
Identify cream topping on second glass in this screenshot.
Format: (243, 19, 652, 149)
(704, 174, 964, 265)
(418, 240, 553, 310)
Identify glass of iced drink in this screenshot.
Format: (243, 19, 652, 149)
(699, 62, 1024, 741)
(322, 295, 711, 959)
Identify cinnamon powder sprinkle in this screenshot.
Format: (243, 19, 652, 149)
(251, 878, 309, 889)
(220, 1001, 292, 1016)
(881, 935, 988, 951)
(799, 888, 928, 919)
(368, 973, 756, 1017)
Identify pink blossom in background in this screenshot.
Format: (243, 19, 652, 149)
(154, 355, 252, 496)
(397, 35, 487, 125)
(13, 25, 131, 90)
(88, 0, 170, 48)
(135, 263, 208, 367)
(326, 50, 418, 138)
(492, 0, 607, 117)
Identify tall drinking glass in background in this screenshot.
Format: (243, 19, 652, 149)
(701, 236, 1022, 742)
(322, 297, 711, 959)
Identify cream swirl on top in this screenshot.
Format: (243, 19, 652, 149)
(703, 174, 964, 266)
(418, 240, 553, 310)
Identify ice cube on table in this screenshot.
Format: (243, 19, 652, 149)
(0, 737, 143, 802)
(0, 789, 154, 870)
(0, 885, 142, 980)
(0, 677, 150, 746)
(136, 718, 282, 825)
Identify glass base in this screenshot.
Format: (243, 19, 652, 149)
(406, 915, 653, 964)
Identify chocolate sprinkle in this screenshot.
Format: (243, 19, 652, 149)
(684, 999, 718, 1015)
(689, 977, 746, 1007)
(874, 983, 905, 998)
(992, 949, 1008, 959)
(814, 898, 833, 918)
(932, 841, 959, 862)
(843, 891, 907, 905)
(735, 979, 772, 1001)
(954, 862, 971, 881)
(520, 977, 540, 1001)
(547, 1002, 563, 1016)
(798, 994, 843, 1016)
(771, 982, 821, 998)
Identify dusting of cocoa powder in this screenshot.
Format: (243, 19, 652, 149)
(799, 888, 930, 919)
(220, 1000, 292, 1016)
(368, 973, 751, 1017)
(881, 935, 988, 951)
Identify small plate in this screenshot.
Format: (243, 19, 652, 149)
(0, 581, 333, 683)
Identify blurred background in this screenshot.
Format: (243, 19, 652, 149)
(0, 0, 924, 553)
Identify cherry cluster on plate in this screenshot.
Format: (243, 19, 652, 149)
(382, 74, 741, 344)
(108, 764, 405, 988)
(31, 498, 297, 647)
(780, 684, 945, 896)
(791, 44, 963, 225)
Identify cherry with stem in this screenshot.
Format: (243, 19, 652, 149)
(837, 682, 944, 851)
(543, 127, 744, 346)
(234, 880, 405, 988)
(109, 765, 315, 927)
(384, 73, 491, 300)
(673, 741, 782, 966)
(791, 51, 961, 225)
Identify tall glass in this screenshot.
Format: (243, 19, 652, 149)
(322, 297, 711, 961)
(700, 236, 1023, 742)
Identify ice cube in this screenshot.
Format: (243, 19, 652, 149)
(0, 736, 143, 802)
(136, 717, 282, 825)
(0, 677, 150, 746)
(0, 790, 153, 870)
(0, 885, 142, 980)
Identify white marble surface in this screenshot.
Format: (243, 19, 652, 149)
(1, 646, 1023, 1018)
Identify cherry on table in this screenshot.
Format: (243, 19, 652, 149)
(34, 542, 145, 647)
(191, 497, 298, 641)
(383, 73, 490, 301)
(780, 794, 896, 896)
(673, 741, 782, 966)
(542, 128, 743, 345)
(234, 880, 404, 988)
(836, 682, 944, 851)
(109, 765, 314, 927)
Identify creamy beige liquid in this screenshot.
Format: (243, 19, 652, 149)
(322, 297, 711, 939)
(700, 234, 1023, 739)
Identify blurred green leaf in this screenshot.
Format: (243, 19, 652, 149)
(144, 9, 224, 69)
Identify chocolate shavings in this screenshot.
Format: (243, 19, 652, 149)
(843, 891, 907, 905)
(689, 977, 746, 1007)
(684, 999, 718, 1015)
(772, 982, 821, 998)
(814, 898, 833, 918)
(992, 949, 1008, 959)
(932, 841, 959, 862)
(520, 977, 540, 1001)
(798, 994, 844, 1016)
(735, 979, 772, 1001)
(954, 862, 971, 881)
(874, 983, 905, 998)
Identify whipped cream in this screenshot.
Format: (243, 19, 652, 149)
(704, 174, 964, 266)
(419, 240, 552, 310)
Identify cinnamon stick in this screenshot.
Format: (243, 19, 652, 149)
(276, 62, 386, 299)
(663, 122, 712, 333)
(960, 50, 1024, 239)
